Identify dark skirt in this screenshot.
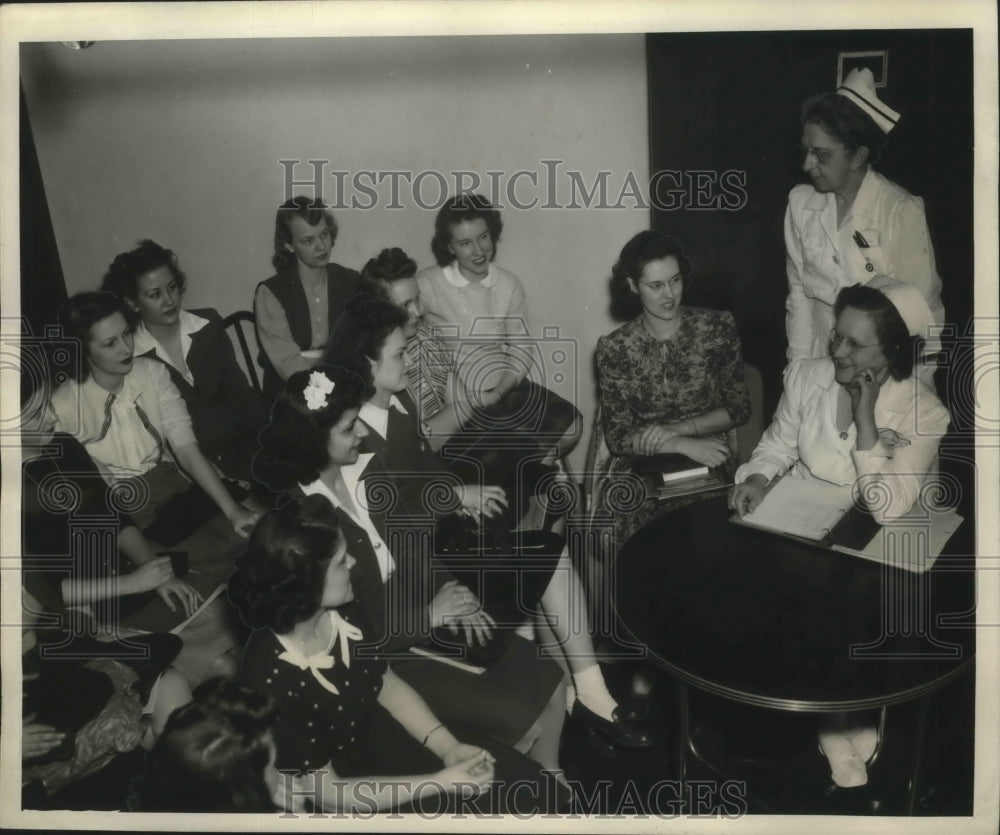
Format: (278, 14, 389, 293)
(390, 633, 563, 749)
(361, 700, 570, 814)
(121, 462, 245, 582)
(194, 395, 270, 485)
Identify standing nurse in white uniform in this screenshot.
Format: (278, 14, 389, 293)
(784, 68, 945, 366)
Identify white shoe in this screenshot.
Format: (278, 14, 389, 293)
(819, 731, 868, 788)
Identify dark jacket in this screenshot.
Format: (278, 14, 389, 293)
(134, 307, 268, 482)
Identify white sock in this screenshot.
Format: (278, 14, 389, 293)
(565, 681, 576, 713)
(572, 663, 618, 722)
(819, 731, 868, 788)
(847, 726, 879, 763)
(515, 621, 536, 641)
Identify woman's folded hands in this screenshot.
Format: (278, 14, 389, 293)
(429, 580, 497, 646)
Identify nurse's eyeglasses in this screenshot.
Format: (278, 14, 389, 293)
(799, 144, 846, 165)
(829, 329, 880, 354)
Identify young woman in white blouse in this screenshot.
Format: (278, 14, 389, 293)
(51, 292, 258, 568)
(415, 193, 582, 466)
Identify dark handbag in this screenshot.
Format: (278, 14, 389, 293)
(429, 524, 561, 668)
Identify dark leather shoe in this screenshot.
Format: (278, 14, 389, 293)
(571, 700, 654, 749)
(617, 690, 654, 724)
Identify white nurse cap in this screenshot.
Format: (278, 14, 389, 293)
(866, 274, 935, 338)
(836, 68, 900, 134)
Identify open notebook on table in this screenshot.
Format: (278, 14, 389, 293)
(733, 476, 854, 542)
(731, 475, 963, 573)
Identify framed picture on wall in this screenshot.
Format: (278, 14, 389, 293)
(837, 49, 889, 87)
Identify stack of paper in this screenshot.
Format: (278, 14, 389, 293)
(831, 506, 964, 573)
(737, 477, 853, 541)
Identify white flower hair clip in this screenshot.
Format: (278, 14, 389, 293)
(303, 371, 335, 411)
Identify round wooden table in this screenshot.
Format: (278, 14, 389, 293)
(615, 494, 975, 810)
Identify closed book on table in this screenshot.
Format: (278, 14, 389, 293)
(632, 454, 725, 501)
(633, 453, 710, 484)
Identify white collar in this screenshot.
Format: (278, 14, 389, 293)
(359, 395, 408, 440)
(301, 466, 373, 519)
(803, 168, 879, 222)
(273, 610, 364, 696)
(133, 310, 209, 349)
(300, 466, 395, 583)
(83, 361, 142, 401)
(132, 310, 209, 379)
(846, 168, 883, 224)
(442, 261, 497, 289)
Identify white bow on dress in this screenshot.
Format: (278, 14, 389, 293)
(275, 611, 365, 695)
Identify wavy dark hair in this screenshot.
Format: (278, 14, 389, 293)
(128, 677, 278, 812)
(801, 92, 888, 166)
(360, 247, 417, 286)
(252, 364, 370, 490)
(323, 292, 409, 387)
(272, 196, 338, 272)
(430, 193, 503, 267)
(228, 495, 345, 633)
(57, 291, 136, 381)
(833, 284, 917, 381)
(101, 239, 187, 303)
(608, 230, 692, 321)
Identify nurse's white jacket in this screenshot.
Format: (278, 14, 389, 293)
(784, 168, 945, 363)
(735, 358, 950, 524)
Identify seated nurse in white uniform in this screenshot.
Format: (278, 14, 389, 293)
(730, 276, 950, 789)
(730, 275, 949, 526)
(785, 68, 945, 370)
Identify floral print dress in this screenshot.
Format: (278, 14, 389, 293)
(593, 306, 751, 549)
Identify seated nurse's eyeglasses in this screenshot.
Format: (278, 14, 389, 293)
(798, 144, 846, 164)
(828, 328, 879, 354)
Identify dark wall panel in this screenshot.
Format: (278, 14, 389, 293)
(646, 30, 973, 418)
(20, 81, 67, 336)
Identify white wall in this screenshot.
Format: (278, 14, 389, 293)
(20, 35, 650, 470)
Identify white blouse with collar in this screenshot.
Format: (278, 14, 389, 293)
(131, 310, 210, 386)
(299, 471, 396, 582)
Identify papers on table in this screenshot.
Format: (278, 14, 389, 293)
(730, 475, 964, 573)
(737, 477, 853, 541)
(831, 505, 964, 573)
